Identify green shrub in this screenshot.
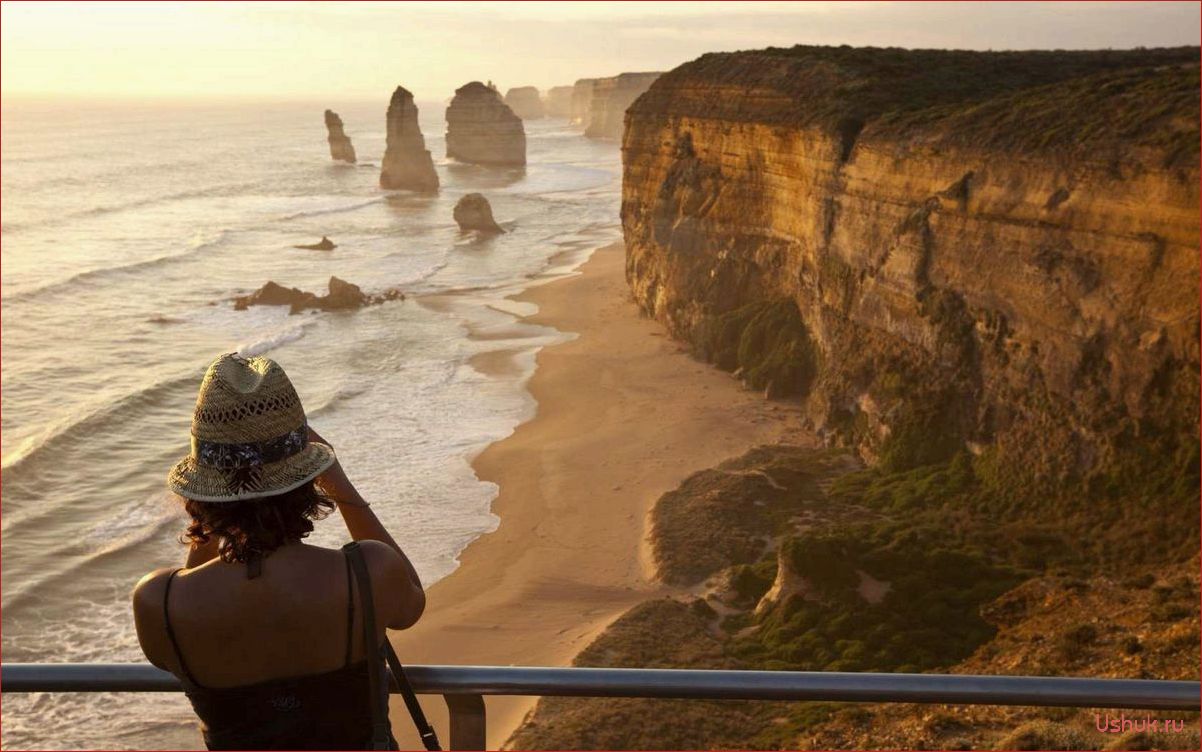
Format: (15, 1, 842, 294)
(693, 299, 818, 398)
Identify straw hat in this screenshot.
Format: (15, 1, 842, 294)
(168, 354, 335, 502)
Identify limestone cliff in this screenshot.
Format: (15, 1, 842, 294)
(445, 81, 526, 166)
(569, 78, 597, 125)
(504, 86, 545, 119)
(622, 46, 1200, 492)
(379, 86, 439, 192)
(545, 85, 574, 118)
(584, 71, 661, 140)
(323, 109, 356, 163)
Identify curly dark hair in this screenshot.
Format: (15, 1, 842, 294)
(181, 481, 335, 563)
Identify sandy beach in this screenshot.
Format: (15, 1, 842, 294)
(389, 242, 805, 748)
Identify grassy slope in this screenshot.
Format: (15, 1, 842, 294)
(513, 445, 1199, 750)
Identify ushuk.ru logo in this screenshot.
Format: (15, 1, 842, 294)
(1094, 713, 1190, 733)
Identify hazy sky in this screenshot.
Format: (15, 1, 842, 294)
(2, 1, 1199, 102)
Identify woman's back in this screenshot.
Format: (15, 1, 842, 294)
(156, 544, 368, 686)
(136, 541, 401, 750)
(134, 355, 425, 750)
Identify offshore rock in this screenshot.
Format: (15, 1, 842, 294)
(545, 85, 574, 118)
(569, 78, 597, 125)
(622, 45, 1200, 485)
(584, 72, 661, 139)
(323, 110, 356, 163)
(234, 277, 404, 315)
(504, 86, 545, 119)
(445, 81, 526, 166)
(293, 236, 336, 251)
(453, 193, 504, 233)
(379, 86, 439, 192)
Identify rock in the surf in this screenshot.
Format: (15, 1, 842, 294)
(234, 277, 404, 315)
(324, 110, 356, 163)
(380, 86, 440, 192)
(322, 276, 368, 310)
(234, 281, 317, 313)
(453, 193, 504, 233)
(294, 236, 336, 251)
(445, 81, 526, 166)
(504, 86, 544, 119)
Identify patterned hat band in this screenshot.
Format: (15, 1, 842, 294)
(191, 424, 309, 470)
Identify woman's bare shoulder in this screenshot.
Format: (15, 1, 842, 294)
(130, 567, 177, 612)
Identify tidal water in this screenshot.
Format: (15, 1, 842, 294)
(0, 98, 621, 749)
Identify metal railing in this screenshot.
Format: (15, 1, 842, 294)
(4, 663, 1198, 749)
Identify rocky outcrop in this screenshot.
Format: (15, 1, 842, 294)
(545, 86, 574, 118)
(453, 193, 504, 233)
(234, 277, 404, 314)
(584, 72, 661, 139)
(445, 82, 526, 166)
(569, 78, 597, 125)
(504, 86, 544, 119)
(379, 86, 439, 192)
(622, 45, 1201, 490)
(293, 236, 335, 251)
(323, 110, 356, 163)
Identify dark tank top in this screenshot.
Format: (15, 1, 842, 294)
(163, 551, 390, 750)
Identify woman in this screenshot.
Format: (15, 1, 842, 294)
(132, 353, 425, 750)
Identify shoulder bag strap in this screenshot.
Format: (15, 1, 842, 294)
(343, 542, 442, 752)
(343, 542, 398, 750)
(383, 639, 441, 751)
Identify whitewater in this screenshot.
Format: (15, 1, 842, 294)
(0, 98, 621, 749)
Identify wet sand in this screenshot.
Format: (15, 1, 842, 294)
(389, 242, 803, 748)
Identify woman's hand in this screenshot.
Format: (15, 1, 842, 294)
(308, 425, 368, 507)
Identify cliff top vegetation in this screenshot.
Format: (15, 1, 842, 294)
(632, 44, 1200, 167)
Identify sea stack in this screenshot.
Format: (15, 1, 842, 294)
(380, 86, 439, 192)
(504, 86, 544, 119)
(584, 72, 661, 139)
(545, 86, 574, 118)
(569, 78, 597, 125)
(445, 82, 526, 166)
(453, 193, 504, 233)
(323, 110, 356, 163)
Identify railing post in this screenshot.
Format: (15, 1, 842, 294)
(444, 693, 486, 750)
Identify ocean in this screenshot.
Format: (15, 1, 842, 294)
(0, 98, 622, 749)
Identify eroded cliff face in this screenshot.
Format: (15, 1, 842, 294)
(379, 86, 439, 192)
(623, 46, 1201, 488)
(585, 71, 661, 139)
(504, 86, 545, 119)
(323, 109, 356, 163)
(445, 81, 526, 166)
(545, 85, 574, 118)
(569, 78, 596, 125)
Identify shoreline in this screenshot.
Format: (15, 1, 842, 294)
(389, 242, 806, 748)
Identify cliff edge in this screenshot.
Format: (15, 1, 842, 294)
(623, 45, 1200, 495)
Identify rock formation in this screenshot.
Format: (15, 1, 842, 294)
(504, 86, 544, 119)
(323, 110, 356, 163)
(234, 277, 404, 315)
(544, 86, 574, 118)
(622, 45, 1200, 488)
(569, 78, 597, 125)
(453, 193, 504, 233)
(293, 236, 335, 251)
(379, 86, 439, 192)
(445, 82, 526, 166)
(584, 72, 661, 139)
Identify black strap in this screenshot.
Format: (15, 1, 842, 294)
(383, 640, 441, 751)
(344, 553, 355, 668)
(343, 542, 440, 751)
(162, 569, 204, 689)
